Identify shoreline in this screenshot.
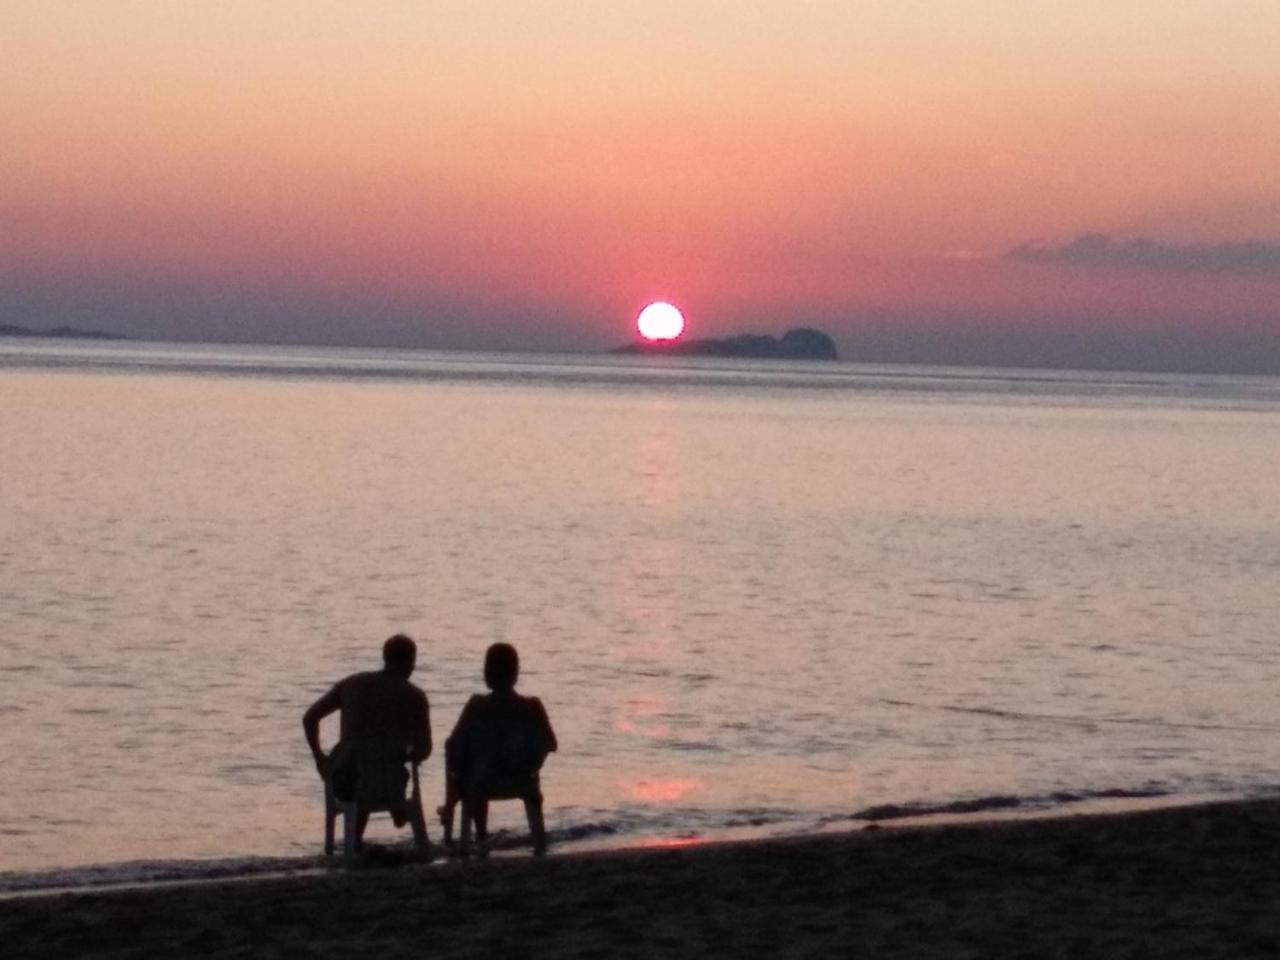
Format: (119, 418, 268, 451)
(5, 796, 1280, 957)
(0, 788, 1248, 900)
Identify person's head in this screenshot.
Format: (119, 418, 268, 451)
(382, 634, 417, 678)
(483, 642, 519, 692)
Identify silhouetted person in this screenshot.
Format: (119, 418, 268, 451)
(303, 634, 431, 846)
(441, 642, 556, 856)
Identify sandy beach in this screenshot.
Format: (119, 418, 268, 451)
(4, 798, 1279, 958)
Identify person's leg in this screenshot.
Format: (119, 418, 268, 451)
(408, 801, 430, 854)
(459, 797, 474, 857)
(473, 799, 490, 843)
(390, 764, 411, 827)
(440, 743, 461, 846)
(438, 776, 458, 844)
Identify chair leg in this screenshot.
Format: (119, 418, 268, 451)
(459, 799, 473, 857)
(343, 806, 360, 856)
(438, 800, 455, 845)
(408, 799, 430, 854)
(523, 794, 547, 856)
(473, 799, 490, 842)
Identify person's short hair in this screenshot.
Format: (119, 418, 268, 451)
(484, 642, 519, 691)
(383, 634, 417, 675)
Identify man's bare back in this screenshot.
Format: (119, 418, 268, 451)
(328, 670, 429, 746)
(303, 635, 432, 805)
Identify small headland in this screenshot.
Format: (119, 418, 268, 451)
(0, 324, 127, 341)
(614, 327, 838, 360)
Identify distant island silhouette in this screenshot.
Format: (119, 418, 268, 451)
(614, 327, 838, 361)
(0, 324, 127, 341)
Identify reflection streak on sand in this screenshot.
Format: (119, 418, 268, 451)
(637, 835, 706, 850)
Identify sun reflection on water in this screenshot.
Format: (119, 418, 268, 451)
(625, 777, 701, 804)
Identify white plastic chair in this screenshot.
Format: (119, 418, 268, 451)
(458, 773, 548, 858)
(324, 760, 429, 856)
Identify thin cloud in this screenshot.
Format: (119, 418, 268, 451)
(1007, 234, 1280, 275)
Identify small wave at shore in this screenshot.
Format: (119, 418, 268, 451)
(833, 786, 1174, 824)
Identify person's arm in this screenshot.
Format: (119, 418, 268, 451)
(530, 697, 557, 753)
(445, 693, 484, 760)
(302, 683, 343, 778)
(410, 690, 432, 764)
(448, 694, 482, 742)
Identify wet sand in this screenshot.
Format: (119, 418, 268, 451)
(4, 798, 1279, 958)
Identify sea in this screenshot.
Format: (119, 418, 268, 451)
(2, 337, 1279, 892)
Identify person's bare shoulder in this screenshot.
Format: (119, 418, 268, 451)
(457, 693, 486, 722)
(524, 695, 553, 726)
(342, 670, 381, 690)
(339, 671, 388, 706)
(406, 682, 429, 710)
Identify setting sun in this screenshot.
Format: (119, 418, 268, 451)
(636, 302, 685, 342)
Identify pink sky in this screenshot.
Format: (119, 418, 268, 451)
(3, 3, 1279, 369)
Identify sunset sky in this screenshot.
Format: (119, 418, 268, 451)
(4, 2, 1279, 371)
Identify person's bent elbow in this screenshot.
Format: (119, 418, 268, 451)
(302, 709, 322, 751)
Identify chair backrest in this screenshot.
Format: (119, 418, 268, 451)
(329, 736, 417, 806)
(457, 698, 549, 799)
(327, 760, 420, 810)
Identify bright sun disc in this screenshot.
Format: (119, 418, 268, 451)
(637, 302, 685, 341)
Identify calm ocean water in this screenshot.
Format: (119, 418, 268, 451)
(3, 338, 1279, 889)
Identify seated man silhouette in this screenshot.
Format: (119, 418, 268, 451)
(440, 643, 556, 856)
(303, 634, 431, 848)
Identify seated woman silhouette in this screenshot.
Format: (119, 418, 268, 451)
(440, 643, 557, 856)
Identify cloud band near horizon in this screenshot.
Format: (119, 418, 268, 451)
(1007, 234, 1280, 275)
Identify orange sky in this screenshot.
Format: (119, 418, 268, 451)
(3, 2, 1279, 368)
